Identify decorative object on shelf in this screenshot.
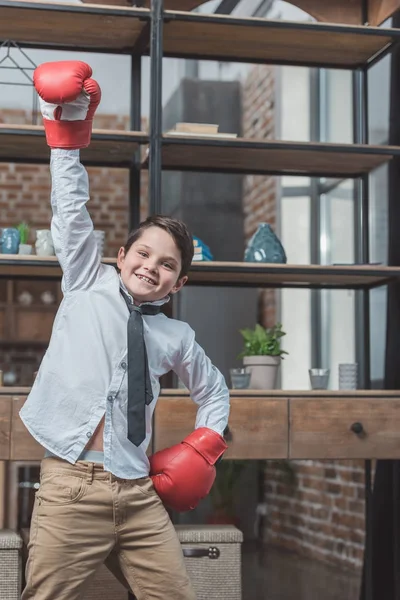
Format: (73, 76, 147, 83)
(35, 229, 55, 256)
(0, 227, 20, 254)
(17, 222, 32, 255)
(0, 370, 3, 386)
(229, 367, 251, 389)
(238, 323, 288, 389)
(93, 229, 105, 258)
(3, 369, 17, 385)
(338, 363, 358, 390)
(309, 368, 330, 390)
(192, 235, 214, 262)
(244, 223, 287, 264)
(40, 290, 55, 305)
(17, 290, 33, 306)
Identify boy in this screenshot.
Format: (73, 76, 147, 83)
(20, 60, 230, 600)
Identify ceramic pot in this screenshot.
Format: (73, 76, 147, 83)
(35, 230, 55, 256)
(18, 243, 33, 255)
(243, 355, 281, 389)
(0, 228, 20, 254)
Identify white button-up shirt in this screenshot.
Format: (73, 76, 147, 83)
(20, 149, 230, 479)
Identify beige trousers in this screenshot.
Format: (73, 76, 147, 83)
(22, 457, 196, 600)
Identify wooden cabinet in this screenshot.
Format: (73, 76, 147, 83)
(9, 396, 44, 461)
(5, 391, 400, 461)
(0, 280, 61, 346)
(289, 396, 400, 459)
(154, 395, 289, 459)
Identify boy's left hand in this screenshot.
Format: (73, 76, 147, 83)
(149, 427, 227, 512)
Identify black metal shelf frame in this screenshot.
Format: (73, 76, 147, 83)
(0, 0, 397, 595)
(146, 1, 393, 599)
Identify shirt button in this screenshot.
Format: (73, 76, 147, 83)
(86, 432, 92, 438)
(121, 362, 127, 370)
(107, 395, 113, 401)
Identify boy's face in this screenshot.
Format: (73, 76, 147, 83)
(117, 226, 188, 304)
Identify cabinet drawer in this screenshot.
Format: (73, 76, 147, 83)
(290, 397, 400, 459)
(11, 397, 44, 461)
(154, 396, 288, 459)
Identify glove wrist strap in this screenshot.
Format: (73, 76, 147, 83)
(44, 119, 92, 149)
(184, 427, 227, 465)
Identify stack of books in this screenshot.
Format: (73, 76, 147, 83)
(167, 122, 238, 139)
(192, 236, 214, 262)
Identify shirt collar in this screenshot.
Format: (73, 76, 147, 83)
(119, 275, 170, 308)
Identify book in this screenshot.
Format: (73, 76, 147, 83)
(174, 122, 219, 134)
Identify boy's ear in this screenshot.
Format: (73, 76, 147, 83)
(117, 247, 126, 270)
(170, 275, 188, 295)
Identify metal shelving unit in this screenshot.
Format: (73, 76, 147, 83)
(0, 0, 399, 596)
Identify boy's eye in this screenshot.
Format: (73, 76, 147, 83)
(163, 262, 173, 269)
(138, 251, 148, 258)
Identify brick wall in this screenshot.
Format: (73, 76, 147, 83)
(241, 64, 365, 573)
(0, 110, 149, 256)
(242, 64, 277, 327)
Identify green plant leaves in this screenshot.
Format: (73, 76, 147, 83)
(238, 322, 288, 358)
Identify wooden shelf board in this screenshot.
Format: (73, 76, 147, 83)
(0, 257, 399, 289)
(156, 135, 397, 177)
(1, 1, 398, 66)
(161, 389, 400, 398)
(82, 0, 203, 9)
(0, 0, 150, 53)
(0, 125, 148, 167)
(163, 11, 399, 68)
(188, 261, 400, 289)
(1, 388, 398, 398)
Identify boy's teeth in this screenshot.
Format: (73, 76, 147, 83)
(138, 275, 154, 284)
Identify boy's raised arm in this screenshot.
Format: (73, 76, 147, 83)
(34, 60, 102, 292)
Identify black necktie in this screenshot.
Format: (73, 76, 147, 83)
(121, 290, 160, 447)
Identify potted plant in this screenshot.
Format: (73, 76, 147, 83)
(208, 459, 246, 526)
(17, 222, 32, 255)
(238, 323, 288, 389)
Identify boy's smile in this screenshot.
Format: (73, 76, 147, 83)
(117, 226, 188, 304)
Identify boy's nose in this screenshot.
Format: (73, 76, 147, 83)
(145, 263, 157, 273)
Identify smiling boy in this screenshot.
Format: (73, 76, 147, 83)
(20, 61, 230, 600)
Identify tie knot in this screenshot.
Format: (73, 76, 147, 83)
(120, 288, 161, 316)
(134, 304, 161, 316)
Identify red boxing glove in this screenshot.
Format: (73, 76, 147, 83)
(149, 427, 227, 512)
(33, 60, 101, 149)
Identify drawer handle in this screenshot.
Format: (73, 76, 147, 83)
(182, 547, 220, 559)
(350, 422, 364, 435)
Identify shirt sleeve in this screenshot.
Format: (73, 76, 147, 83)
(50, 148, 101, 293)
(173, 326, 230, 436)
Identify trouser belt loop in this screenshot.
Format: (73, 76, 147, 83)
(86, 462, 94, 484)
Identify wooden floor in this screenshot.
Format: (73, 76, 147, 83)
(242, 544, 360, 600)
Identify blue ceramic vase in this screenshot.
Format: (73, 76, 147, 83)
(0, 228, 20, 254)
(244, 223, 287, 264)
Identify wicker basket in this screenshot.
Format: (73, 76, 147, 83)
(176, 525, 243, 600)
(0, 530, 23, 600)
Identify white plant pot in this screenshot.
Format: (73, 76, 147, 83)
(243, 355, 281, 389)
(18, 244, 33, 255)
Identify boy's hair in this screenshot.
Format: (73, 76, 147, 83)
(124, 215, 194, 278)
